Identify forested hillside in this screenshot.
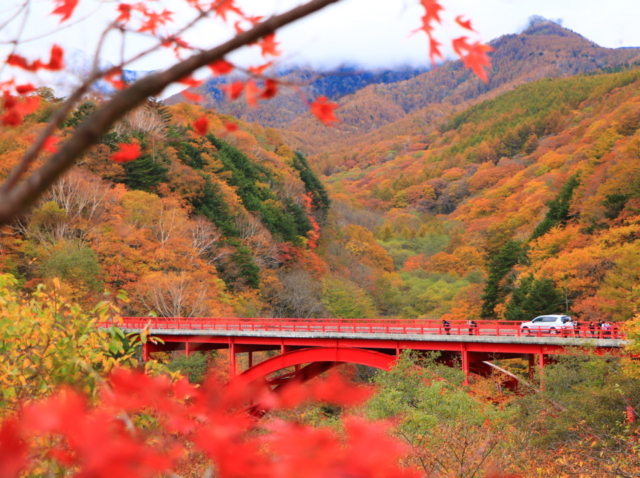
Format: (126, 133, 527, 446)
(0, 94, 330, 318)
(172, 20, 640, 165)
(3, 21, 640, 325)
(319, 68, 640, 323)
(303, 21, 640, 171)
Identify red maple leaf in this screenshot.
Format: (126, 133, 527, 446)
(178, 75, 203, 88)
(193, 116, 208, 136)
(1, 92, 40, 126)
(260, 79, 278, 99)
(182, 90, 202, 102)
(7, 45, 63, 72)
(258, 33, 281, 57)
(138, 9, 173, 34)
(209, 59, 234, 76)
(15, 84, 35, 95)
(214, 0, 243, 21)
(452, 36, 472, 57)
(116, 4, 132, 23)
(244, 80, 260, 107)
(111, 142, 140, 163)
(43, 136, 60, 153)
(219, 122, 239, 136)
(429, 37, 443, 64)
(222, 81, 244, 101)
(45, 45, 64, 70)
(51, 0, 78, 23)
(420, 0, 444, 25)
(455, 15, 475, 32)
(248, 61, 272, 75)
(461, 42, 493, 82)
(105, 68, 126, 90)
(310, 96, 339, 126)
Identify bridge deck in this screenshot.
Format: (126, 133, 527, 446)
(105, 317, 625, 346)
(115, 326, 625, 348)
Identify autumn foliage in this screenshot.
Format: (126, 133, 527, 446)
(0, 368, 420, 478)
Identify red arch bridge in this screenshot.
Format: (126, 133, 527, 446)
(102, 317, 627, 390)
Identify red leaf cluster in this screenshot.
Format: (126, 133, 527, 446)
(182, 90, 203, 102)
(0, 368, 418, 478)
(214, 0, 244, 22)
(51, 0, 79, 23)
(105, 67, 126, 90)
(258, 33, 281, 57)
(1, 91, 40, 126)
(209, 58, 234, 76)
(452, 37, 494, 82)
(111, 142, 141, 163)
(310, 96, 339, 126)
(43, 136, 60, 153)
(193, 116, 209, 135)
(414, 0, 492, 81)
(221, 80, 278, 104)
(223, 122, 239, 134)
(7, 45, 64, 72)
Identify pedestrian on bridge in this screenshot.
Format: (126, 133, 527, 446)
(602, 321, 612, 339)
(467, 319, 478, 335)
(588, 321, 596, 337)
(443, 319, 451, 335)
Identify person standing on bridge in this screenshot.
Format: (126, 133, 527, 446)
(443, 319, 451, 335)
(467, 319, 478, 335)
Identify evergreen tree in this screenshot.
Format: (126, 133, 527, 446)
(190, 176, 239, 237)
(505, 274, 564, 321)
(530, 173, 581, 240)
(121, 153, 169, 192)
(602, 193, 629, 220)
(480, 240, 524, 319)
(292, 152, 331, 215)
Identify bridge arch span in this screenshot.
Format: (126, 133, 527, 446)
(236, 346, 397, 385)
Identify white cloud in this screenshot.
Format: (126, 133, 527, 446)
(1, 0, 640, 81)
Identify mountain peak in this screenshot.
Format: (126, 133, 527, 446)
(522, 18, 592, 43)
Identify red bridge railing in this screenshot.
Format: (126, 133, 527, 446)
(99, 317, 626, 340)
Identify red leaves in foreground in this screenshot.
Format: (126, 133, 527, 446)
(111, 142, 141, 163)
(209, 59, 234, 76)
(51, 0, 79, 23)
(43, 136, 60, 153)
(414, 0, 492, 80)
(7, 45, 64, 72)
(1, 91, 40, 126)
(310, 96, 339, 126)
(452, 36, 494, 82)
(193, 116, 209, 135)
(0, 368, 419, 478)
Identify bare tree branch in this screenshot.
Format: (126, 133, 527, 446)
(0, 0, 342, 226)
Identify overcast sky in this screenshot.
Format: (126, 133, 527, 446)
(2, 0, 640, 81)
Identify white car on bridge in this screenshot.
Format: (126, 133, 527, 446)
(520, 315, 574, 334)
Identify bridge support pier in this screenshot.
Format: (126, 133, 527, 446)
(527, 352, 548, 383)
(462, 348, 470, 385)
(229, 341, 236, 378)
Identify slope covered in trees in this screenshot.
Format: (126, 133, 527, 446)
(0, 94, 331, 318)
(286, 20, 640, 164)
(318, 68, 640, 323)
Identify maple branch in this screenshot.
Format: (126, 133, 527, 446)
(0, 0, 342, 226)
